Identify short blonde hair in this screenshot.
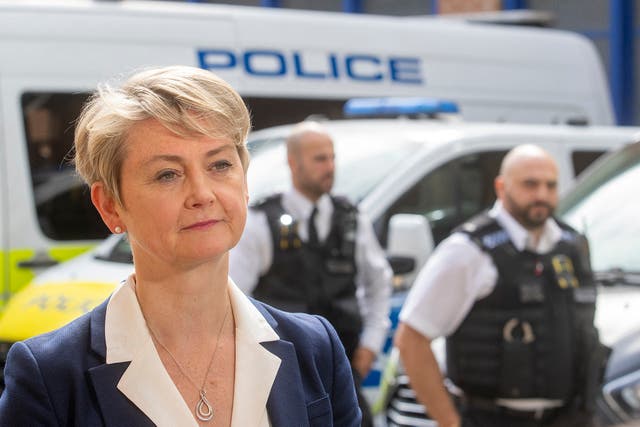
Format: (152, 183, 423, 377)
(74, 65, 251, 206)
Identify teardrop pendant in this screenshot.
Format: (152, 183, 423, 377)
(196, 390, 214, 422)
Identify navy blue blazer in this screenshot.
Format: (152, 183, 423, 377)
(0, 298, 361, 426)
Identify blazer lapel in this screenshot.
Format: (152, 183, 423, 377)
(88, 362, 155, 427)
(232, 321, 281, 427)
(250, 300, 309, 427)
(261, 339, 309, 427)
(229, 281, 282, 427)
(87, 299, 156, 427)
(89, 280, 196, 427)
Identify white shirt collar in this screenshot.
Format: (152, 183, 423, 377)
(489, 200, 562, 253)
(283, 187, 332, 220)
(105, 276, 280, 427)
(283, 188, 334, 242)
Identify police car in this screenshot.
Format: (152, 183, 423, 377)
(1, 100, 639, 404)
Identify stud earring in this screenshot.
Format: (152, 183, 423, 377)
(114, 226, 122, 234)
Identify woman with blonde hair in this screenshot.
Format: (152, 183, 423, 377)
(0, 65, 360, 427)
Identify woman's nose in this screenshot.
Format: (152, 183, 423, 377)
(185, 173, 215, 208)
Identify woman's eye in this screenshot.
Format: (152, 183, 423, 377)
(211, 160, 232, 171)
(156, 170, 178, 181)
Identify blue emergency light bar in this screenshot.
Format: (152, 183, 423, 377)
(343, 97, 459, 117)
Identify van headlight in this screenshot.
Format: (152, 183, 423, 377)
(603, 370, 640, 421)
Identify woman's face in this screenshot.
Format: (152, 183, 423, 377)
(99, 119, 248, 270)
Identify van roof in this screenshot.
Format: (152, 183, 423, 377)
(250, 119, 640, 145)
(0, 0, 586, 39)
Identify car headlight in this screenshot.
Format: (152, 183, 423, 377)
(603, 370, 640, 421)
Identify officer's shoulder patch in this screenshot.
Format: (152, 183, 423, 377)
(480, 230, 511, 249)
(455, 211, 495, 236)
(560, 230, 577, 242)
(453, 212, 508, 251)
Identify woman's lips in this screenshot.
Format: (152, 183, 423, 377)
(183, 219, 219, 230)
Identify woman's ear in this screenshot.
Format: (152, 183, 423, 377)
(91, 182, 122, 234)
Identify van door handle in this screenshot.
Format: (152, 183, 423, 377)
(17, 257, 59, 269)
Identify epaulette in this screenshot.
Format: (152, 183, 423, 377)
(454, 211, 495, 235)
(478, 229, 511, 250)
(454, 211, 508, 251)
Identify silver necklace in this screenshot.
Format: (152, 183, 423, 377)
(147, 301, 230, 422)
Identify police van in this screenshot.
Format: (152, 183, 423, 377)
(2, 99, 639, 395)
(0, 0, 621, 308)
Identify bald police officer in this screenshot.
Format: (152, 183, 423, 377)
(230, 121, 393, 426)
(395, 144, 607, 427)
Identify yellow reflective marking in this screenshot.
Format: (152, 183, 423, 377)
(7, 249, 37, 294)
(0, 245, 94, 312)
(0, 281, 114, 342)
(49, 245, 94, 263)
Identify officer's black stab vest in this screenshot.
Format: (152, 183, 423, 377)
(253, 194, 362, 357)
(446, 212, 598, 401)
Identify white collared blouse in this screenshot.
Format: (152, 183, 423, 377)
(104, 276, 281, 427)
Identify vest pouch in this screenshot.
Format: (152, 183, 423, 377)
(498, 318, 536, 398)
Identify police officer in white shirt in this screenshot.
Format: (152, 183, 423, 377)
(395, 145, 605, 427)
(230, 121, 393, 426)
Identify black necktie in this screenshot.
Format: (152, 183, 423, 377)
(308, 205, 319, 246)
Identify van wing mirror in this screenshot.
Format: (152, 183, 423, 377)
(386, 213, 435, 289)
(387, 256, 415, 275)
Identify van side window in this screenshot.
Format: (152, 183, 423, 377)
(572, 150, 606, 176)
(22, 92, 109, 240)
(380, 151, 507, 245)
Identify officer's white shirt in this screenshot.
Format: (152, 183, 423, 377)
(399, 201, 565, 409)
(230, 188, 393, 353)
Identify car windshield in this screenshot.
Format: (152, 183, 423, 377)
(247, 133, 420, 203)
(558, 142, 640, 276)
